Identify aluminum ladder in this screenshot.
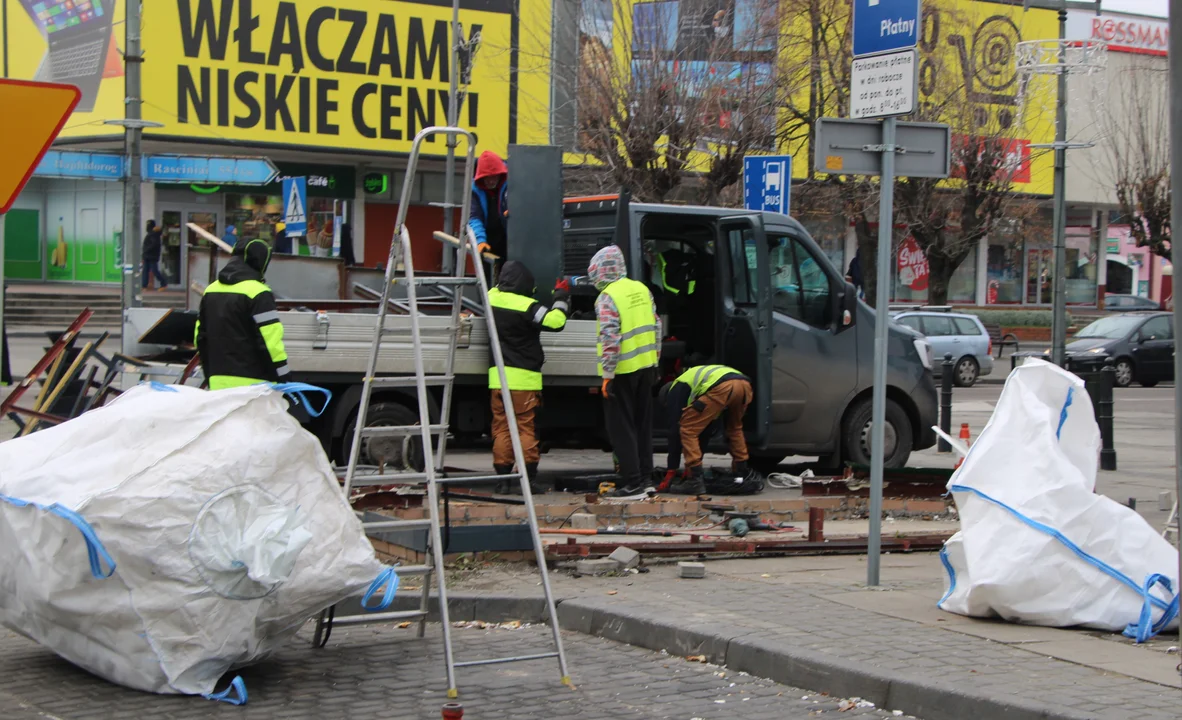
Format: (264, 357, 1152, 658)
(314, 126, 570, 698)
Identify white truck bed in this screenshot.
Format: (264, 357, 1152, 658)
(279, 310, 601, 380)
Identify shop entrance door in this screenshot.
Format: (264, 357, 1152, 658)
(1026, 248, 1054, 305)
(159, 208, 220, 288)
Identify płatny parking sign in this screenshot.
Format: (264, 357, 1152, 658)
(743, 156, 792, 214)
(852, 0, 921, 58)
(850, 49, 918, 119)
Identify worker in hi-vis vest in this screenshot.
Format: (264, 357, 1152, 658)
(194, 239, 289, 391)
(588, 244, 662, 497)
(486, 261, 570, 494)
(660, 365, 757, 496)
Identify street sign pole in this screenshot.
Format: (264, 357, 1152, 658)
(122, 0, 144, 328)
(1050, 8, 1069, 367)
(1168, 0, 1182, 615)
(866, 116, 897, 586)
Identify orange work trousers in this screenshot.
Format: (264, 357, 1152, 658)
(679, 379, 752, 468)
(491, 390, 541, 466)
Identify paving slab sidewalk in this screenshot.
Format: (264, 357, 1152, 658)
(445, 553, 1182, 720)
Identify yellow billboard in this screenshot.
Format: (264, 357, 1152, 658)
(0, 0, 552, 156)
(783, 0, 1059, 197)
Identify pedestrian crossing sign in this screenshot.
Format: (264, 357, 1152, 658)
(282, 176, 308, 236)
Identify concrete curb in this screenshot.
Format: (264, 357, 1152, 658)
(341, 593, 1101, 720)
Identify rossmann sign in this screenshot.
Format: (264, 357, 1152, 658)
(1067, 10, 1169, 57)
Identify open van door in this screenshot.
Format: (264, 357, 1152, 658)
(716, 214, 773, 447)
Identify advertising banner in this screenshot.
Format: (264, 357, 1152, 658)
(2, 0, 553, 157)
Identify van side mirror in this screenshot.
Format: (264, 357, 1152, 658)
(837, 281, 857, 332)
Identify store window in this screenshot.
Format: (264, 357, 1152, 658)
(890, 235, 976, 305)
(1064, 229, 1099, 305)
(986, 234, 1025, 305)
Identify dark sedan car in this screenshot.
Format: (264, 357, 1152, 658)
(1104, 294, 1161, 312)
(1042, 312, 1174, 387)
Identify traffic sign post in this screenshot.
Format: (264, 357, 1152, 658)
(742, 156, 792, 214)
(0, 79, 82, 393)
(847, 0, 923, 587)
(283, 177, 309, 237)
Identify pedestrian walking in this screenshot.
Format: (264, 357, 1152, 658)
(221, 224, 238, 250)
(486, 261, 570, 494)
(141, 219, 168, 291)
(589, 244, 661, 497)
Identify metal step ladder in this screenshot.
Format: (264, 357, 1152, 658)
(1164, 499, 1178, 545)
(313, 126, 570, 698)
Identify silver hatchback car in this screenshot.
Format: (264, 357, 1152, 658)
(893, 311, 994, 387)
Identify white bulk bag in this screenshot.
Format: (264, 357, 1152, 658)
(0, 383, 393, 700)
(939, 360, 1179, 639)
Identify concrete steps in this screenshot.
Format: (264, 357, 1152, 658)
(2, 285, 186, 328)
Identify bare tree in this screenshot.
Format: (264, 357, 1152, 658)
(568, 0, 790, 203)
(1095, 58, 1171, 260)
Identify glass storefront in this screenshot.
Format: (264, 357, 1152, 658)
(890, 235, 977, 304)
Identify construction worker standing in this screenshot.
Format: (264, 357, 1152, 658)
(487, 261, 569, 494)
(194, 239, 289, 390)
(660, 365, 757, 495)
(588, 245, 661, 497)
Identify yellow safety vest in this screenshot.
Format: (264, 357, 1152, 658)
(598, 278, 659, 376)
(673, 365, 743, 406)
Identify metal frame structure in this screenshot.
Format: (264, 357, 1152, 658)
(319, 126, 570, 698)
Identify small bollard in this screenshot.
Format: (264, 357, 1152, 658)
(442, 702, 464, 719)
(938, 353, 954, 453)
(1099, 358, 1118, 471)
(1128, 498, 1137, 510)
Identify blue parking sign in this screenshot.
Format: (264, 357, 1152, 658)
(852, 0, 921, 58)
(743, 156, 791, 215)
(282, 177, 308, 237)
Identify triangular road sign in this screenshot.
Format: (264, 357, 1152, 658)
(0, 80, 81, 214)
(285, 181, 306, 225)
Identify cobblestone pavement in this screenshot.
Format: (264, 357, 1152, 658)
(0, 623, 916, 720)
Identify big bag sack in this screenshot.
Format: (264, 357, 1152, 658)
(938, 360, 1179, 640)
(0, 383, 392, 700)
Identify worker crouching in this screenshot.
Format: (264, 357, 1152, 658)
(487, 261, 569, 494)
(195, 239, 289, 390)
(661, 365, 760, 495)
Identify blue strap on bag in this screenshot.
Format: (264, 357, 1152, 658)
(361, 567, 400, 611)
(0, 495, 115, 578)
(202, 676, 248, 705)
(271, 382, 332, 418)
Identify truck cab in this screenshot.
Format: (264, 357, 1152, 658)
(563, 196, 938, 469)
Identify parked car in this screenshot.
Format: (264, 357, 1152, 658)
(892, 311, 993, 387)
(1044, 311, 1175, 388)
(1104, 294, 1160, 312)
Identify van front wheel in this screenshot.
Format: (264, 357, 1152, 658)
(842, 397, 913, 469)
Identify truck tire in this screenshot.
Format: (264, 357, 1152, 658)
(339, 401, 425, 470)
(842, 397, 913, 469)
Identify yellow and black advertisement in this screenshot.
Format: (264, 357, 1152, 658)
(1, 0, 553, 156)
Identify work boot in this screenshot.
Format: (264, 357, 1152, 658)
(493, 464, 514, 495)
(608, 479, 645, 497)
(669, 466, 706, 495)
(732, 460, 749, 477)
(525, 463, 545, 495)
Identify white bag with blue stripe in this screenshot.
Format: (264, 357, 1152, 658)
(0, 383, 394, 701)
(939, 360, 1178, 639)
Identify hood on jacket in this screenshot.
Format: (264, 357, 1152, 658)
(474, 151, 508, 184)
(497, 260, 535, 296)
(219, 238, 272, 284)
(588, 244, 626, 290)
(224, 225, 237, 236)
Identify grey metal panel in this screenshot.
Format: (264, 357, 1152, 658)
(265, 256, 345, 300)
(281, 311, 601, 378)
(813, 118, 951, 178)
(507, 145, 565, 296)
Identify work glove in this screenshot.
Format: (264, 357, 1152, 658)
(601, 378, 612, 398)
(552, 277, 571, 304)
(658, 469, 679, 492)
(477, 242, 492, 256)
